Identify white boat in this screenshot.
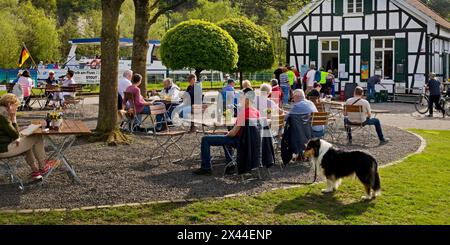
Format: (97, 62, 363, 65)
(37, 38, 219, 84)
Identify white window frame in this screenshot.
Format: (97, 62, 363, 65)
(344, 0, 364, 16)
(372, 37, 395, 80)
(318, 38, 340, 71)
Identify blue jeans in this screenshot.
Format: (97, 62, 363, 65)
(367, 84, 376, 101)
(201, 135, 239, 170)
(281, 86, 290, 105)
(344, 117, 385, 141)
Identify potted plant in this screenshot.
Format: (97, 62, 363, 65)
(49, 110, 64, 130)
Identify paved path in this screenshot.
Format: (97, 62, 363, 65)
(372, 103, 450, 130)
(64, 96, 450, 131)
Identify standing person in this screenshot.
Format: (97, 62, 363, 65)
(286, 66, 296, 90)
(426, 73, 445, 118)
(270, 79, 283, 107)
(325, 70, 335, 96)
(274, 63, 284, 84)
(293, 66, 301, 89)
(279, 67, 290, 105)
(318, 68, 328, 96)
(367, 74, 382, 102)
(118, 70, 133, 110)
(305, 64, 317, 94)
(176, 74, 202, 119)
(221, 79, 236, 112)
(44, 70, 58, 107)
(0, 94, 57, 181)
(17, 70, 34, 110)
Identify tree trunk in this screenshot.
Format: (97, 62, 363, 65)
(195, 69, 203, 82)
(96, 0, 124, 137)
(132, 0, 151, 98)
(239, 71, 243, 89)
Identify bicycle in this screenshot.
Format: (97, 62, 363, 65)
(415, 87, 429, 114)
(440, 91, 450, 116)
(415, 87, 450, 116)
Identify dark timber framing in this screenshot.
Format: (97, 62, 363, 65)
(284, 0, 450, 94)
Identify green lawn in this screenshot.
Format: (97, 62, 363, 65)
(0, 130, 449, 225)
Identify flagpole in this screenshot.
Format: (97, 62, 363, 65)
(21, 42, 40, 74)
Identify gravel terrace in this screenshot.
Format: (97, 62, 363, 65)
(0, 99, 422, 210)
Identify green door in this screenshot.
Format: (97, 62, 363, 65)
(394, 38, 407, 82)
(309, 39, 318, 67)
(340, 39, 350, 81)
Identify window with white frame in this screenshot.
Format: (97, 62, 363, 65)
(374, 39, 394, 79)
(347, 0, 363, 14)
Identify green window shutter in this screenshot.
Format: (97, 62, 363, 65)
(443, 53, 448, 79)
(335, 0, 344, 16)
(395, 38, 407, 82)
(309, 39, 318, 66)
(340, 39, 350, 81)
(364, 0, 373, 14)
(361, 39, 371, 81)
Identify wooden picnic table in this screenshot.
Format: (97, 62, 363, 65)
(33, 120, 91, 184)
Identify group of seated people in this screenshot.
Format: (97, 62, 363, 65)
(118, 70, 201, 132)
(116, 73, 389, 176)
(193, 82, 389, 176)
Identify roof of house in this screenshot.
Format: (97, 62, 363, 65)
(406, 0, 450, 30)
(281, 0, 450, 36)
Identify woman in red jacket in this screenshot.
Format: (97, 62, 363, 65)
(269, 79, 283, 106)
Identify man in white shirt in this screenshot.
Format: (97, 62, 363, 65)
(58, 70, 76, 105)
(118, 70, 133, 99)
(344, 86, 389, 145)
(305, 64, 317, 94)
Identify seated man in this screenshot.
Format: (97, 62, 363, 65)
(287, 89, 324, 138)
(155, 78, 181, 131)
(344, 86, 389, 145)
(193, 88, 259, 176)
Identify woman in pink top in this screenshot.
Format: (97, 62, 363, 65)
(17, 70, 34, 110)
(122, 74, 152, 115)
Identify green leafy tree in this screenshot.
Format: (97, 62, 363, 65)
(131, 0, 191, 97)
(15, 2, 60, 65)
(218, 17, 274, 85)
(160, 19, 239, 79)
(0, 10, 21, 68)
(95, 0, 129, 145)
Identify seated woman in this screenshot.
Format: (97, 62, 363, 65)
(256, 83, 279, 116)
(0, 94, 57, 181)
(193, 88, 260, 176)
(122, 74, 153, 129)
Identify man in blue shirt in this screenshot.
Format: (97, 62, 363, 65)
(287, 89, 324, 137)
(426, 73, 445, 118)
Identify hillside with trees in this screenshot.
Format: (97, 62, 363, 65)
(0, 0, 448, 69)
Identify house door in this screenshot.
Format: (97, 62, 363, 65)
(373, 39, 394, 79)
(320, 40, 339, 72)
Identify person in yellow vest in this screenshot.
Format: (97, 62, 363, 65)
(319, 68, 328, 96)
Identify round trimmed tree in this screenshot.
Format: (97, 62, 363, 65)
(218, 17, 275, 85)
(160, 19, 238, 80)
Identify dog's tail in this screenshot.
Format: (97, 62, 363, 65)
(371, 159, 381, 196)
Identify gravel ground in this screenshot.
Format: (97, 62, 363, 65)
(0, 118, 420, 210)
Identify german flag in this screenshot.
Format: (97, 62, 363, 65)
(18, 47, 30, 68)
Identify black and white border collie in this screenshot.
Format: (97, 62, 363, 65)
(304, 139, 381, 200)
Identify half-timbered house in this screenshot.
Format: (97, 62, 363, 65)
(281, 0, 450, 95)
